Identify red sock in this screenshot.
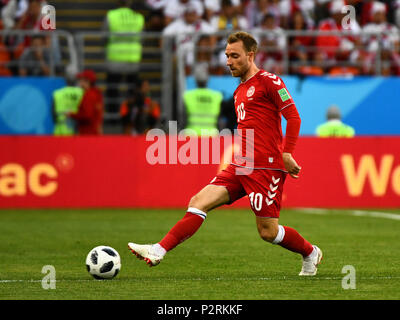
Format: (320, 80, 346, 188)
(159, 211, 205, 251)
(279, 226, 314, 257)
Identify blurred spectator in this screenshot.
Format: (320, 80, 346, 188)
(69, 70, 104, 135)
(52, 78, 84, 135)
(103, 0, 144, 113)
(163, 3, 215, 69)
(395, 0, 400, 27)
(183, 64, 222, 136)
(360, 0, 377, 26)
(145, 0, 167, 11)
(344, 0, 364, 25)
(1, 0, 29, 29)
(6, 0, 62, 74)
(280, 0, 315, 28)
(10, 0, 46, 60)
(254, 13, 287, 75)
(246, 0, 315, 29)
(288, 10, 320, 75)
(145, 8, 165, 33)
(210, 0, 248, 30)
(195, 35, 215, 73)
(245, 0, 281, 29)
(18, 34, 50, 76)
(119, 79, 161, 135)
(360, 1, 400, 75)
(0, 19, 12, 76)
(316, 105, 355, 137)
(204, 0, 223, 22)
(203, 0, 217, 22)
(163, 0, 203, 25)
(13, 0, 44, 30)
(315, 0, 361, 74)
(211, 0, 248, 73)
(204, 0, 241, 21)
(196, 35, 213, 63)
(142, 1, 166, 48)
(314, 0, 330, 25)
(295, 0, 316, 24)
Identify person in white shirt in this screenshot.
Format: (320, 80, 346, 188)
(361, 1, 400, 75)
(253, 13, 287, 74)
(163, 0, 204, 25)
(245, 0, 281, 29)
(163, 3, 216, 67)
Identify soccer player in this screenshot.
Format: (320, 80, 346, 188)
(129, 31, 322, 276)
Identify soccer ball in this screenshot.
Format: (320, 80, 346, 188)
(86, 246, 121, 280)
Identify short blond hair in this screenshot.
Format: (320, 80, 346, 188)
(227, 31, 258, 54)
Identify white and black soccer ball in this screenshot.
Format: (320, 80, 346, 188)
(86, 246, 121, 280)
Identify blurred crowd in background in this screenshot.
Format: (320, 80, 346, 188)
(0, 0, 398, 136)
(153, 0, 400, 76)
(0, 0, 399, 76)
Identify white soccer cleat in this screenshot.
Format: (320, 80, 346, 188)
(128, 243, 163, 267)
(299, 245, 323, 276)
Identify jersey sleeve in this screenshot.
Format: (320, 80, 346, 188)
(281, 104, 301, 153)
(262, 73, 295, 112)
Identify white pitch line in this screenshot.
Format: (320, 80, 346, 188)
(1, 276, 400, 283)
(296, 208, 400, 221)
(296, 208, 329, 215)
(351, 210, 400, 221)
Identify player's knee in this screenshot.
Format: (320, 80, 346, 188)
(188, 194, 205, 212)
(259, 227, 278, 243)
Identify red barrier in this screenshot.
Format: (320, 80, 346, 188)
(0, 136, 399, 208)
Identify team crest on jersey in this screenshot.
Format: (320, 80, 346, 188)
(247, 86, 255, 97)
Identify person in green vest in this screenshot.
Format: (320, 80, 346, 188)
(103, 0, 145, 113)
(183, 65, 223, 136)
(316, 105, 355, 137)
(52, 78, 84, 136)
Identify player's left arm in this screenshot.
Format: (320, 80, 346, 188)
(281, 105, 302, 179)
(266, 75, 302, 178)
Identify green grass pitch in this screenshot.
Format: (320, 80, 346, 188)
(0, 208, 399, 300)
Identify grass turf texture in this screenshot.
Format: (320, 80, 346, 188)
(0, 208, 399, 300)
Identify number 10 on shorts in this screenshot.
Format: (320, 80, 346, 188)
(249, 192, 262, 211)
(249, 192, 274, 211)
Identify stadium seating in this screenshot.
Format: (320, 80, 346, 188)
(51, 0, 162, 120)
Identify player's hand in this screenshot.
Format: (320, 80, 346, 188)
(282, 152, 301, 179)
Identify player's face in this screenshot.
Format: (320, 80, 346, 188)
(225, 41, 252, 78)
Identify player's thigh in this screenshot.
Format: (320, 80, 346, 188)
(241, 170, 287, 219)
(189, 184, 230, 213)
(209, 164, 246, 205)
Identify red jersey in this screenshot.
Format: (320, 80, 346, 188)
(232, 69, 297, 171)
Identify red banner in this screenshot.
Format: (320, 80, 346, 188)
(0, 136, 399, 208)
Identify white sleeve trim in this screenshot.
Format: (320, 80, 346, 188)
(279, 103, 294, 112)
